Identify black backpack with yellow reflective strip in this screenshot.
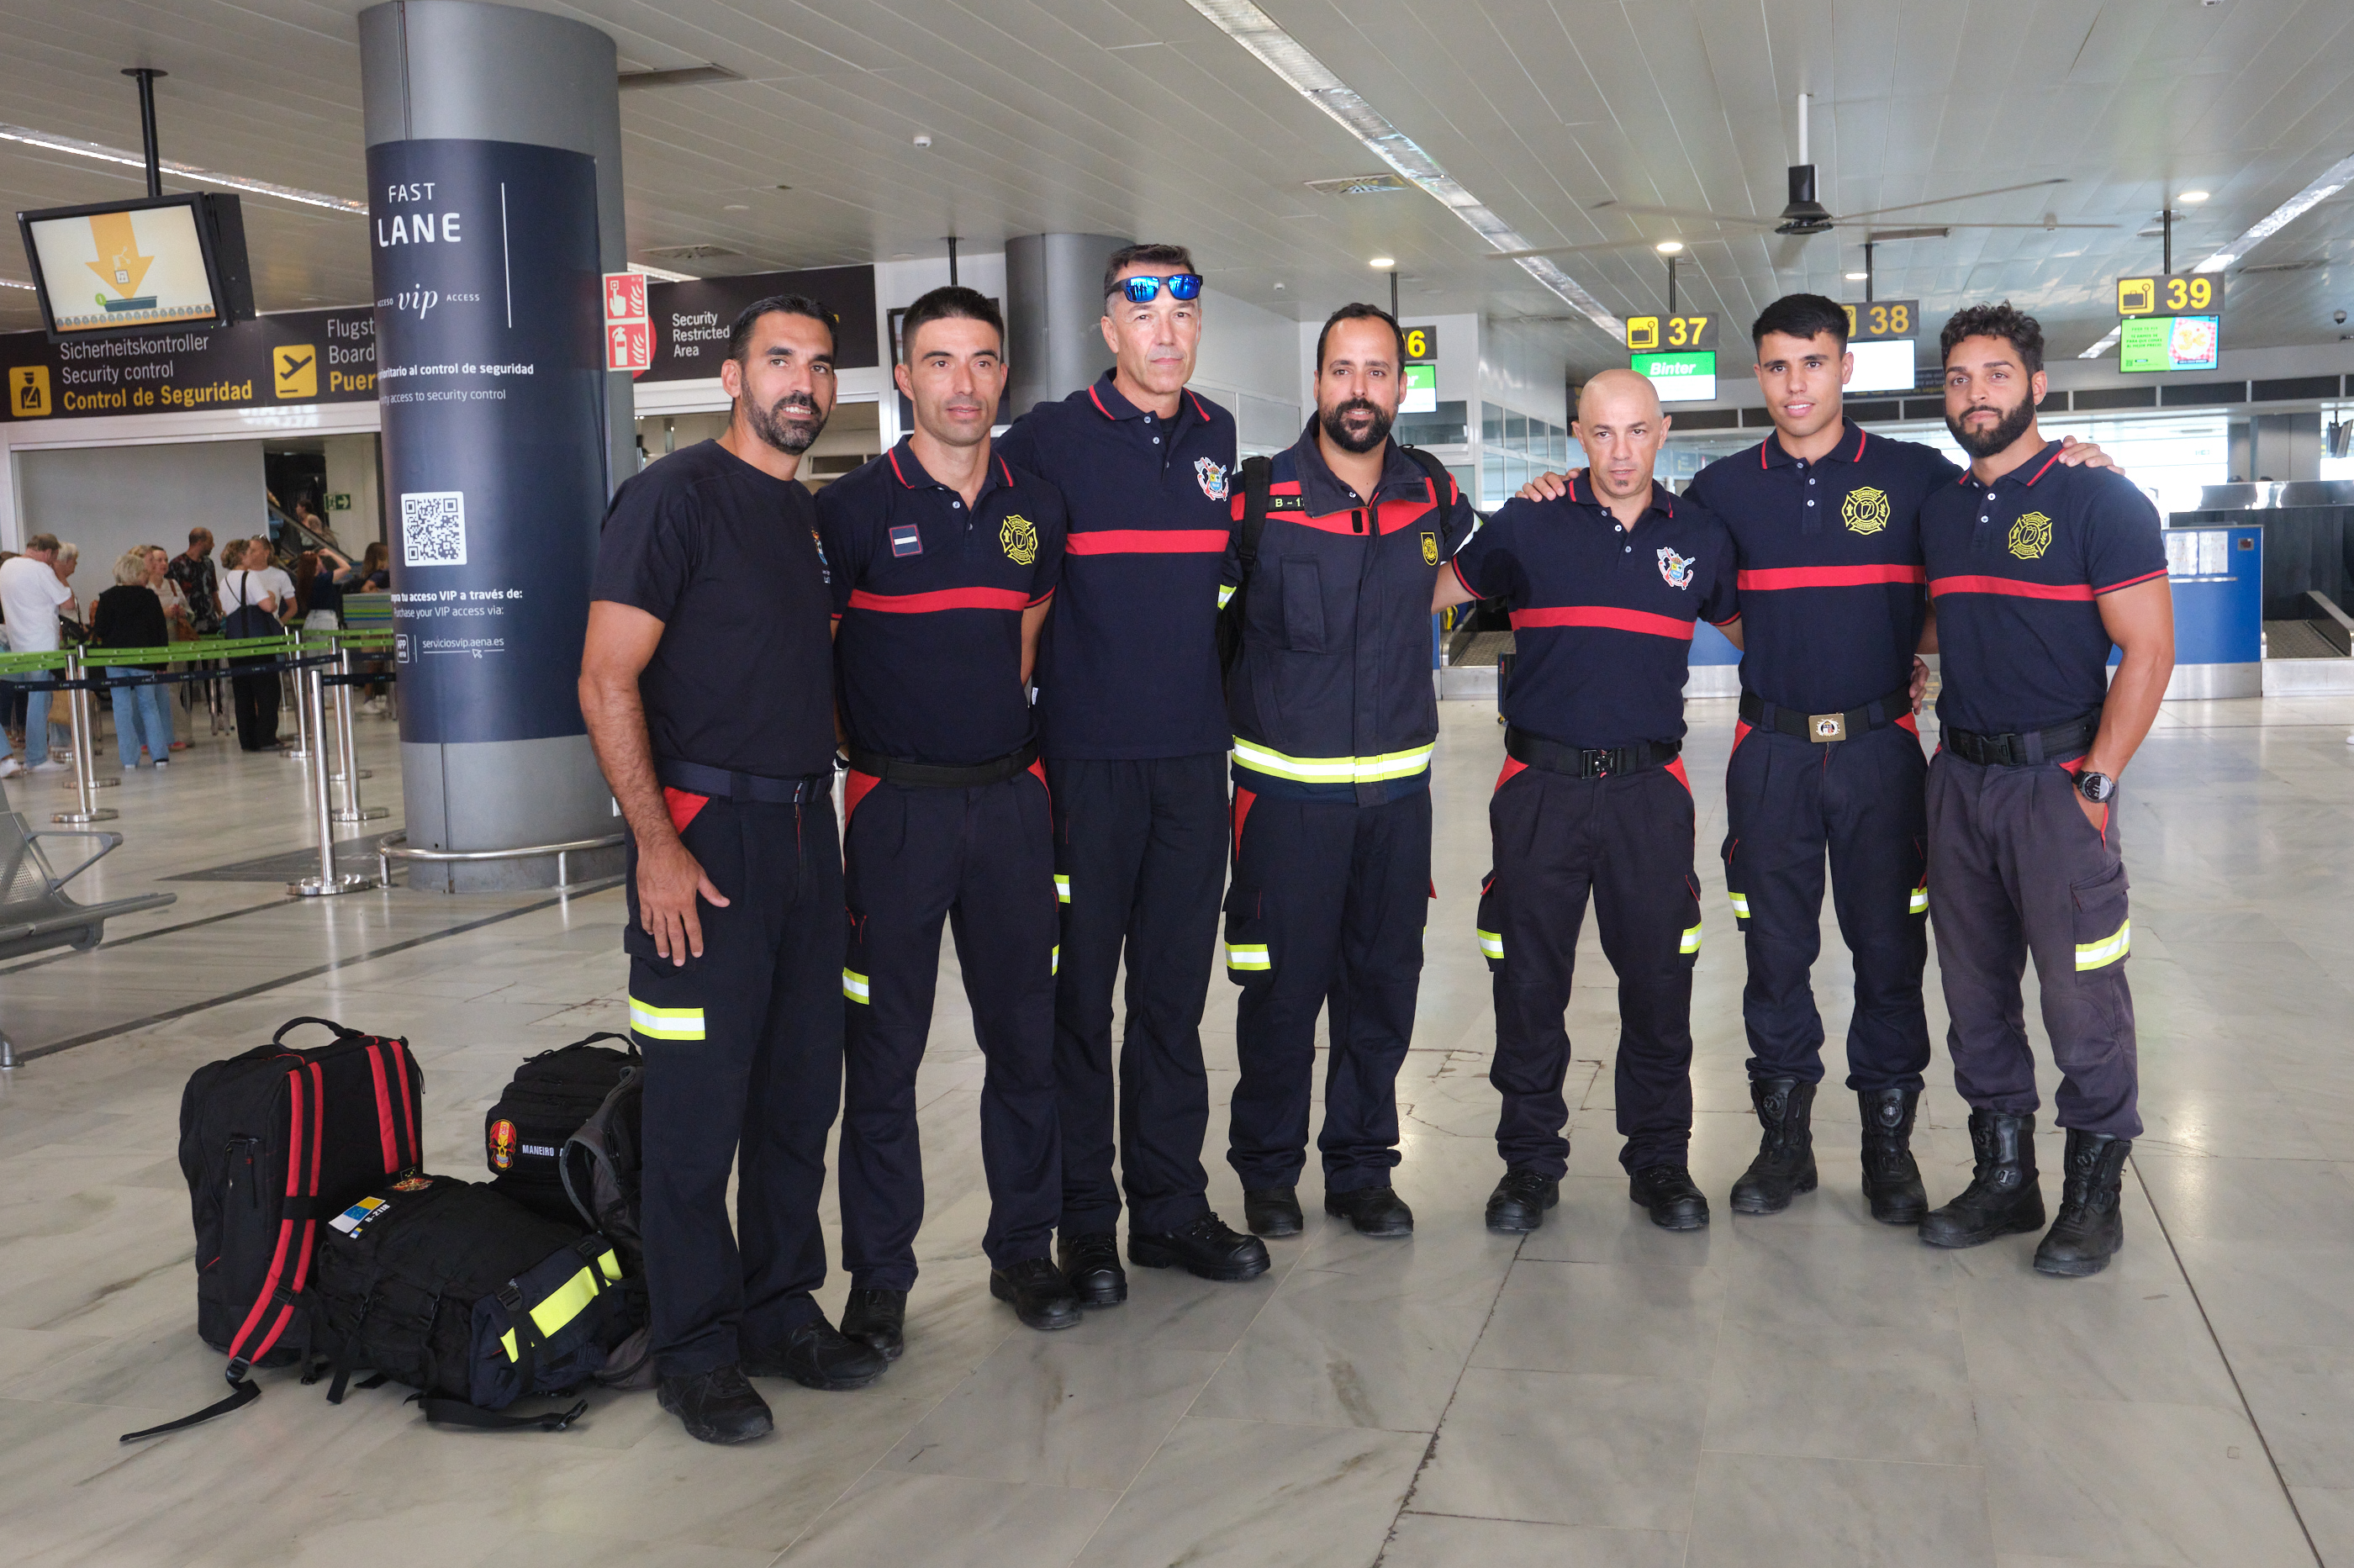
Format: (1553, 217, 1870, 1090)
(1216, 444, 1456, 677)
(310, 1173, 631, 1431)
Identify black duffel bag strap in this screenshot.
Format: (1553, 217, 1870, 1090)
(841, 739, 1038, 790)
(272, 1016, 361, 1048)
(414, 1393, 588, 1433)
(119, 1368, 261, 1443)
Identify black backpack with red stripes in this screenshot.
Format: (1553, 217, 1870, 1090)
(128, 1016, 425, 1442)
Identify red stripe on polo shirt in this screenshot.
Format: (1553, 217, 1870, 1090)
(1450, 557, 1477, 599)
(1065, 529, 1230, 555)
(1927, 575, 2096, 602)
(847, 586, 1031, 614)
(2096, 568, 2168, 595)
(1737, 564, 1928, 590)
(1510, 605, 1695, 640)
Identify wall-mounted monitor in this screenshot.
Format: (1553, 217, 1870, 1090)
(2119, 314, 2219, 374)
(1846, 337, 1915, 393)
(1632, 350, 1716, 403)
(17, 192, 253, 341)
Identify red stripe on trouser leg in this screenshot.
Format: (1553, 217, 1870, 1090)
(662, 787, 709, 835)
(1896, 714, 1919, 736)
(1027, 759, 1050, 816)
(1231, 787, 1256, 858)
(843, 769, 878, 824)
(1666, 757, 1691, 794)
(1495, 756, 1528, 792)
(1730, 719, 1751, 758)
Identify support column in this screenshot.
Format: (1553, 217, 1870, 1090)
(359, 0, 632, 890)
(1004, 234, 1130, 416)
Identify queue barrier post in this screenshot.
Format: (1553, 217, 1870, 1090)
(288, 657, 376, 898)
(50, 648, 119, 826)
(329, 643, 387, 826)
(281, 631, 314, 763)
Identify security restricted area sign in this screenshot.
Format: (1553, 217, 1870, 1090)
(2116, 273, 2223, 317)
(603, 271, 651, 375)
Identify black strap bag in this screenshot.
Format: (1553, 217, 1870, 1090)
(484, 1031, 638, 1223)
(559, 1068, 655, 1388)
(1216, 444, 1455, 675)
(310, 1173, 628, 1432)
(127, 1016, 425, 1443)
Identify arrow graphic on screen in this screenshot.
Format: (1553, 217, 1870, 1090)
(84, 210, 154, 298)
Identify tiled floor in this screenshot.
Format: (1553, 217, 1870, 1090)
(2, 691, 2351, 1566)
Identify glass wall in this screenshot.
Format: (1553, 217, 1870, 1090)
(1479, 400, 1570, 509)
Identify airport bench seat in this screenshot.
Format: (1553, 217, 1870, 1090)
(0, 810, 176, 965)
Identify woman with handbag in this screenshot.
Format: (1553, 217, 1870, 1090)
(216, 539, 284, 752)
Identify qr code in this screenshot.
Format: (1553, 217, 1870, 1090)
(402, 492, 467, 567)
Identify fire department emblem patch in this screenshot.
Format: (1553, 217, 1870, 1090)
(1841, 486, 1891, 536)
(2008, 510, 2053, 561)
(1657, 546, 1696, 590)
(488, 1119, 517, 1170)
(1000, 513, 1040, 567)
(1195, 457, 1229, 501)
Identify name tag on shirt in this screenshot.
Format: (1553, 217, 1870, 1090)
(890, 524, 923, 557)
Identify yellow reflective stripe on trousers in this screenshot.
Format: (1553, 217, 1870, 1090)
(1054, 874, 1070, 904)
(1908, 884, 1929, 915)
(1051, 944, 1060, 975)
(1229, 736, 1434, 785)
(628, 998, 705, 1040)
(1476, 927, 1504, 960)
(1226, 942, 1270, 971)
(1729, 892, 1750, 919)
(1680, 923, 1702, 954)
(2075, 918, 2130, 970)
(497, 1249, 621, 1363)
(842, 969, 871, 1003)
(1217, 583, 1237, 609)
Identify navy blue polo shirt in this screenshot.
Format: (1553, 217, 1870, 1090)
(1686, 422, 1960, 714)
(590, 439, 837, 779)
(996, 372, 1236, 759)
(1922, 440, 2167, 736)
(817, 439, 1066, 767)
(1454, 478, 1739, 749)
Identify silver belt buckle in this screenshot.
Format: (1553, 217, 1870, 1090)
(1808, 712, 1848, 742)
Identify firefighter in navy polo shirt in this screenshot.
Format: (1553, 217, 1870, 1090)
(997, 244, 1270, 1305)
(1523, 294, 2114, 1225)
(819, 286, 1082, 1349)
(1221, 303, 1478, 1239)
(1435, 369, 1739, 1233)
(581, 295, 889, 1447)
(1917, 304, 2172, 1277)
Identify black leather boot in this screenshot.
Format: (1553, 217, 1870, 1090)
(1859, 1087, 1929, 1226)
(838, 1287, 908, 1359)
(657, 1364, 773, 1444)
(1128, 1212, 1271, 1281)
(1323, 1185, 1414, 1238)
(2034, 1130, 2131, 1277)
(1918, 1109, 2044, 1249)
(1729, 1078, 1817, 1215)
(1057, 1233, 1128, 1307)
(1243, 1186, 1304, 1238)
(1485, 1169, 1560, 1233)
(1628, 1164, 1710, 1230)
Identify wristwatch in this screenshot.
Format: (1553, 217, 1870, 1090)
(2077, 770, 2116, 805)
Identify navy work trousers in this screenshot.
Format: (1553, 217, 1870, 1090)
(628, 789, 842, 1381)
(1926, 749, 2140, 1137)
(839, 769, 1062, 1291)
(1224, 787, 1430, 1194)
(1478, 761, 1704, 1177)
(1722, 721, 1931, 1092)
(1048, 752, 1225, 1238)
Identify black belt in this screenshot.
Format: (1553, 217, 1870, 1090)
(656, 758, 829, 805)
(842, 739, 1037, 789)
(1505, 726, 1679, 779)
(1739, 683, 1914, 744)
(1941, 713, 2101, 768)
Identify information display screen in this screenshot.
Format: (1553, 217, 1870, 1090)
(2119, 314, 2219, 373)
(1631, 350, 1716, 404)
(1400, 361, 1437, 414)
(1846, 338, 1915, 393)
(18, 195, 230, 335)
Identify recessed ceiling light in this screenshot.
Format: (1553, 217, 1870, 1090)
(2180, 190, 2210, 203)
(1655, 240, 1684, 254)
(1370, 256, 1396, 268)
(1845, 270, 1869, 280)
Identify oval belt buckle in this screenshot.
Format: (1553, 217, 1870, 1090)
(1809, 712, 1848, 742)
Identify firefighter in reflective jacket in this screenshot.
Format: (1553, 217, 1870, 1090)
(1435, 369, 1739, 1235)
(1220, 304, 1477, 1241)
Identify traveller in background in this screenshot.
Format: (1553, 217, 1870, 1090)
(358, 541, 390, 591)
(995, 242, 1270, 1306)
(0, 535, 74, 774)
(1917, 304, 2172, 1278)
(582, 293, 886, 1446)
(93, 547, 173, 771)
(243, 543, 297, 628)
(145, 546, 189, 753)
(217, 539, 283, 752)
(0, 549, 24, 762)
(168, 527, 226, 733)
(294, 546, 355, 631)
